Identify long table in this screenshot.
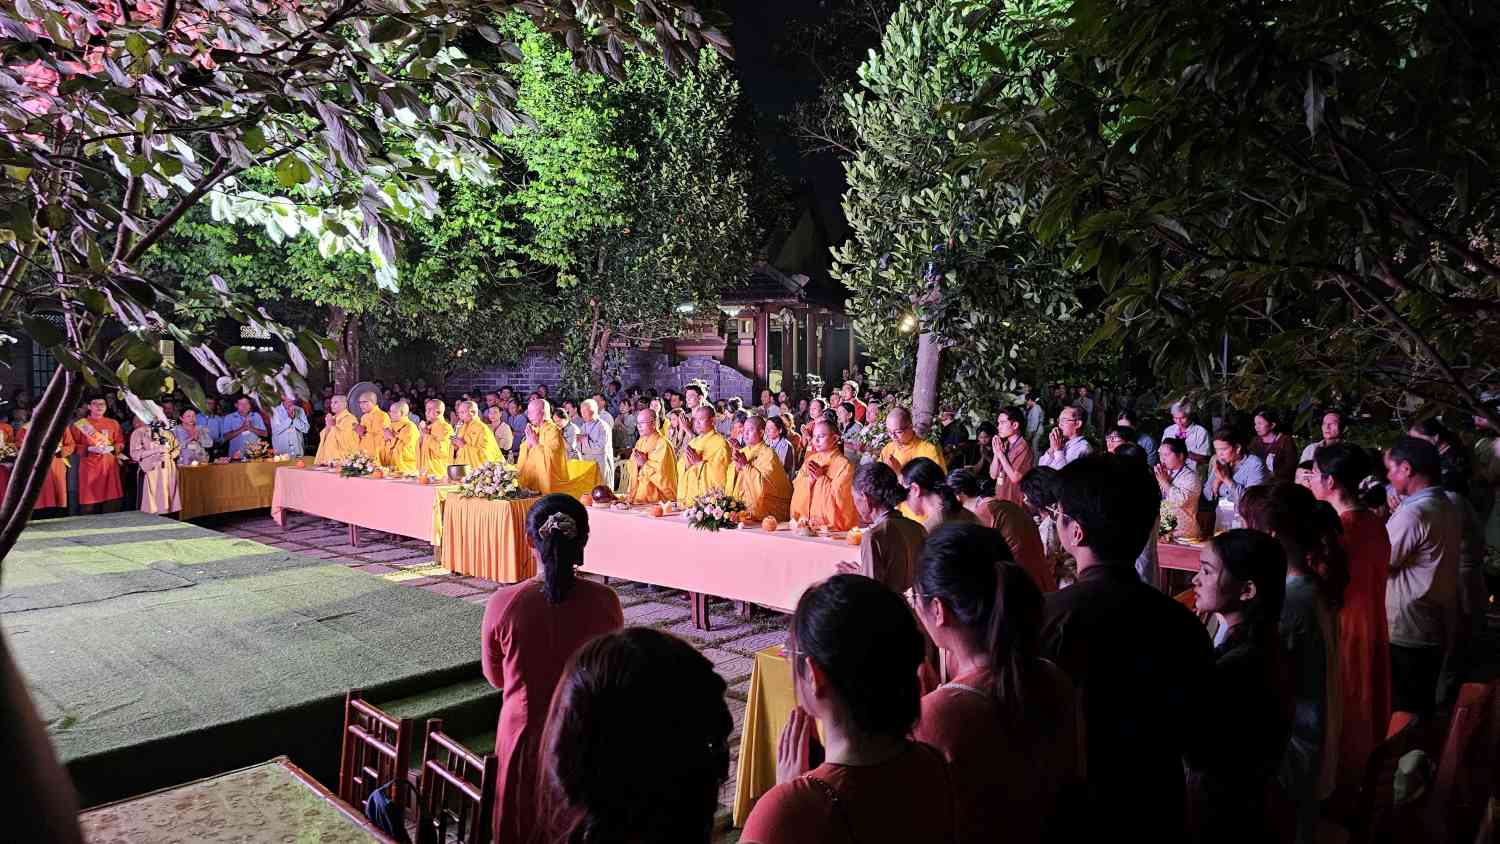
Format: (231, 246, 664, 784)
(271, 466, 449, 546)
(177, 460, 281, 519)
(1155, 538, 1204, 590)
(581, 505, 851, 628)
(78, 756, 393, 843)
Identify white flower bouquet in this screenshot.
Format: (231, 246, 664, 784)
(1158, 503, 1179, 539)
(684, 488, 748, 532)
(338, 452, 379, 478)
(458, 461, 538, 501)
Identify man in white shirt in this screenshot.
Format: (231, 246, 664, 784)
(270, 395, 310, 456)
(1384, 435, 1462, 718)
(1299, 409, 1345, 464)
(1024, 392, 1045, 452)
(1160, 400, 1211, 468)
(1039, 405, 1093, 469)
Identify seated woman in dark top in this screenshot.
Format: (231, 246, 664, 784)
(1187, 528, 1294, 843)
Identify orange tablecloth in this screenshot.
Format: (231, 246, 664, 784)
(439, 495, 540, 583)
(271, 467, 446, 543)
(732, 645, 796, 827)
(580, 507, 850, 612)
(177, 460, 281, 519)
(79, 756, 390, 843)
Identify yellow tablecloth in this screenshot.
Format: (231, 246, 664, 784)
(439, 495, 540, 583)
(557, 459, 603, 500)
(177, 460, 282, 519)
(733, 645, 796, 827)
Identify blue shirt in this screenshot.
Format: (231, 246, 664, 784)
(270, 404, 310, 456)
(1202, 453, 1270, 506)
(221, 411, 268, 456)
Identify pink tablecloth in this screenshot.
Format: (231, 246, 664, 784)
(580, 508, 851, 612)
(271, 467, 441, 543)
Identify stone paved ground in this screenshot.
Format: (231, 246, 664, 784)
(203, 510, 780, 841)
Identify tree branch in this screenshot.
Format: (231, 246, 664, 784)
(122, 156, 234, 265)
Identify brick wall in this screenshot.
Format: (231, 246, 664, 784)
(445, 347, 753, 403)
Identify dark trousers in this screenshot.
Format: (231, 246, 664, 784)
(1390, 644, 1444, 717)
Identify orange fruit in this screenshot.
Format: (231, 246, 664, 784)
(762, 516, 779, 532)
(418, 475, 430, 485)
(371, 470, 384, 479)
(649, 505, 664, 518)
(295, 459, 305, 468)
(845, 530, 863, 546)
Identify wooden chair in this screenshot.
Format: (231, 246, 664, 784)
(1427, 682, 1497, 843)
(338, 689, 415, 816)
(415, 718, 498, 844)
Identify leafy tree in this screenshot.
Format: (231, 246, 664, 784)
(0, 2, 730, 837)
(500, 19, 760, 394)
(965, 0, 1500, 428)
(832, 0, 1084, 426)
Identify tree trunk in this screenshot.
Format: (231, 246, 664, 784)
(328, 305, 360, 395)
(911, 331, 942, 434)
(0, 363, 86, 844)
(589, 327, 612, 391)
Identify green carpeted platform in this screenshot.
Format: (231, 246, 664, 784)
(2, 512, 489, 806)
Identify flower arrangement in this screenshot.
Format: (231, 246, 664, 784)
(0, 441, 16, 461)
(1158, 503, 1179, 539)
(338, 452, 379, 478)
(684, 488, 748, 532)
(458, 461, 537, 501)
(241, 439, 274, 461)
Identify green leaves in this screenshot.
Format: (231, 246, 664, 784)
(273, 155, 313, 188)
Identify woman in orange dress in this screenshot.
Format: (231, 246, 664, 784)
(19, 420, 74, 511)
(481, 494, 623, 844)
(1309, 443, 1392, 788)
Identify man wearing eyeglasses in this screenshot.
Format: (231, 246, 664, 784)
(1038, 405, 1092, 469)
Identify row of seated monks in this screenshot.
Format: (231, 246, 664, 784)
(622, 404, 943, 528)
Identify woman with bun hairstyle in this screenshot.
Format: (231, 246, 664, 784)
(542, 627, 731, 844)
(481, 494, 624, 843)
(742, 574, 955, 843)
(1309, 443, 1392, 789)
(911, 523, 1081, 843)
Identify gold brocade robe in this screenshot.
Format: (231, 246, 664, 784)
(726, 442, 792, 521)
(358, 407, 392, 459)
(878, 436, 946, 472)
(380, 417, 420, 474)
(315, 410, 359, 465)
(790, 449, 858, 531)
(516, 420, 567, 494)
(418, 418, 455, 477)
(676, 431, 731, 507)
(455, 418, 503, 470)
(626, 432, 677, 503)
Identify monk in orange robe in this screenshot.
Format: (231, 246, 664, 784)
(626, 408, 677, 503)
(73, 398, 125, 511)
(726, 415, 792, 521)
(877, 406, 946, 472)
(790, 420, 858, 531)
(21, 421, 73, 510)
(515, 398, 567, 494)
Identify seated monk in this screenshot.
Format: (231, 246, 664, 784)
(314, 395, 359, 464)
(677, 405, 731, 507)
(452, 400, 503, 471)
(516, 397, 567, 494)
(380, 399, 420, 474)
(790, 420, 859, 531)
(726, 415, 791, 521)
(354, 390, 390, 459)
(418, 399, 456, 478)
(878, 406, 946, 473)
(627, 408, 677, 503)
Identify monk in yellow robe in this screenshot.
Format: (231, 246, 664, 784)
(451, 400, 503, 470)
(418, 399, 455, 478)
(790, 419, 859, 531)
(726, 415, 791, 521)
(677, 405, 731, 506)
(379, 399, 420, 474)
(877, 406, 946, 472)
(315, 395, 359, 464)
(627, 408, 677, 503)
(354, 390, 391, 459)
(515, 397, 568, 494)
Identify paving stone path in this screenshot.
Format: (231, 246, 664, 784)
(205, 511, 780, 841)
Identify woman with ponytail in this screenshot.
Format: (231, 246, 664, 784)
(1238, 482, 1346, 843)
(910, 523, 1081, 844)
(481, 493, 624, 844)
(1186, 529, 1294, 843)
(901, 456, 976, 531)
(1310, 443, 1392, 790)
